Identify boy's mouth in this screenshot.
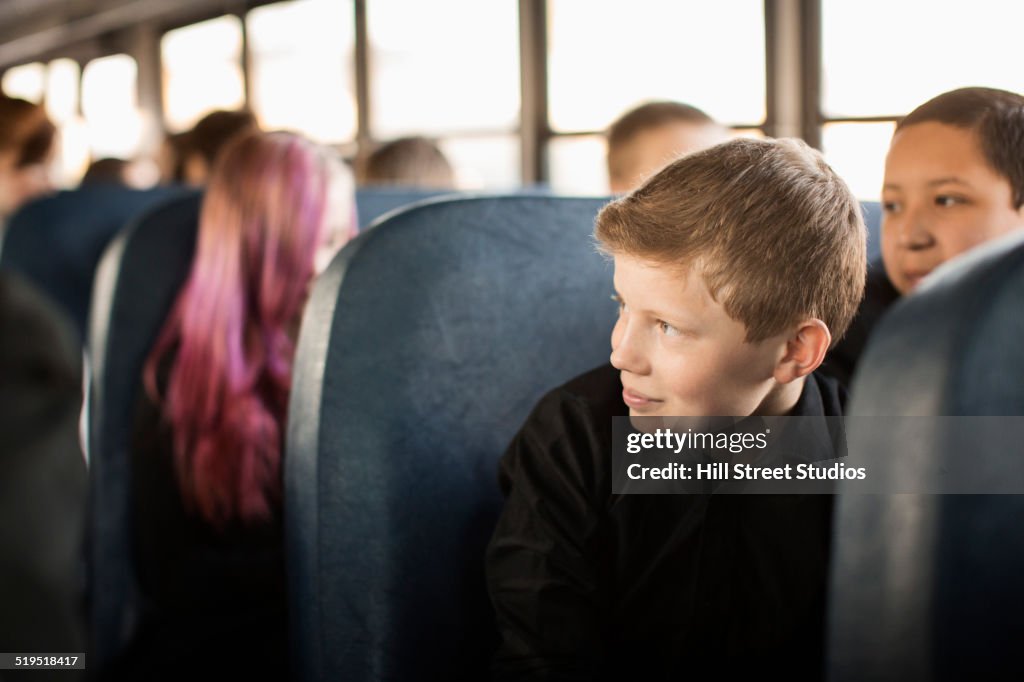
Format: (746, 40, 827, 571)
(622, 387, 661, 410)
(902, 268, 932, 290)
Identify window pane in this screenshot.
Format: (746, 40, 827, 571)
(439, 136, 519, 190)
(56, 118, 91, 187)
(548, 0, 765, 132)
(45, 59, 79, 125)
(548, 136, 608, 196)
(248, 0, 356, 143)
(162, 16, 245, 132)
(821, 122, 896, 201)
(368, 0, 520, 137)
(81, 54, 144, 158)
(2, 62, 46, 102)
(823, 0, 1024, 118)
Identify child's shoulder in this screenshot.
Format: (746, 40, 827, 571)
(498, 364, 625, 496)
(808, 369, 848, 417)
(525, 363, 626, 440)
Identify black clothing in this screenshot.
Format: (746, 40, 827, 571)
(486, 364, 846, 681)
(820, 261, 901, 388)
(108, 367, 287, 680)
(0, 273, 87, 680)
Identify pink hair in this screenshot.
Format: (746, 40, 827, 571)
(145, 131, 348, 526)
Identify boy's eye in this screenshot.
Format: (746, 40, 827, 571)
(659, 320, 683, 337)
(881, 200, 900, 213)
(935, 195, 963, 207)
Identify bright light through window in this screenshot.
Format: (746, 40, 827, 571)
(548, 135, 609, 196)
(162, 15, 245, 132)
(45, 59, 79, 125)
(823, 0, 1024, 117)
(821, 122, 896, 201)
(368, 0, 520, 138)
(2, 62, 46, 102)
(247, 0, 356, 143)
(548, 0, 765, 132)
(81, 54, 144, 158)
(438, 135, 520, 190)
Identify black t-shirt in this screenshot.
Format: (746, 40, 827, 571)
(486, 363, 846, 681)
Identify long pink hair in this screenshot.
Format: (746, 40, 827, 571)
(145, 130, 352, 527)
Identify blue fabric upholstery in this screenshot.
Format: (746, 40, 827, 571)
(355, 187, 456, 228)
(86, 191, 201, 669)
(286, 195, 616, 681)
(0, 186, 185, 340)
(829, 233, 1024, 680)
(861, 200, 881, 263)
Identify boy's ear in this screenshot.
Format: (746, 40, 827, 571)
(774, 319, 831, 384)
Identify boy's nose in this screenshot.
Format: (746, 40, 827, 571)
(610, 317, 651, 375)
(890, 212, 935, 251)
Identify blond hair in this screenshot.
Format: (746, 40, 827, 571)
(595, 137, 865, 344)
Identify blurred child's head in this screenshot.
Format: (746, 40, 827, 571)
(0, 95, 56, 216)
(882, 87, 1024, 294)
(606, 101, 729, 194)
(182, 109, 260, 185)
(358, 136, 455, 190)
(596, 138, 865, 417)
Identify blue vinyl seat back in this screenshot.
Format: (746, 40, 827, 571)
(355, 187, 456, 228)
(86, 191, 201, 669)
(829, 233, 1024, 681)
(286, 195, 616, 682)
(0, 185, 185, 340)
(861, 200, 881, 263)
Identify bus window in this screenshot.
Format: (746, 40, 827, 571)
(44, 59, 79, 126)
(47, 59, 88, 186)
(161, 15, 245, 132)
(247, 0, 357, 144)
(438, 135, 519, 190)
(367, 0, 520, 188)
(821, 122, 895, 202)
(821, 0, 1024, 200)
(547, 0, 766, 133)
(548, 135, 607, 196)
(367, 0, 519, 138)
(1, 62, 46, 103)
(82, 54, 143, 160)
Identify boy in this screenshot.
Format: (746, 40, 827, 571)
(358, 136, 455, 190)
(824, 87, 1024, 386)
(487, 138, 866, 680)
(606, 101, 729, 193)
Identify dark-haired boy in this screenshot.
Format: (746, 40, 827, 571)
(823, 86, 1024, 386)
(487, 138, 866, 680)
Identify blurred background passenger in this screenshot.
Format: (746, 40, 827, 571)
(110, 131, 354, 680)
(80, 157, 130, 187)
(606, 101, 729, 193)
(358, 135, 456, 189)
(0, 95, 56, 225)
(0, 272, 87, 680)
(179, 109, 259, 186)
(157, 131, 190, 185)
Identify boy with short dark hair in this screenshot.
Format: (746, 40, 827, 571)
(487, 137, 866, 680)
(824, 86, 1024, 386)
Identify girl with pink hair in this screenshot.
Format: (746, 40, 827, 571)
(115, 130, 354, 680)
